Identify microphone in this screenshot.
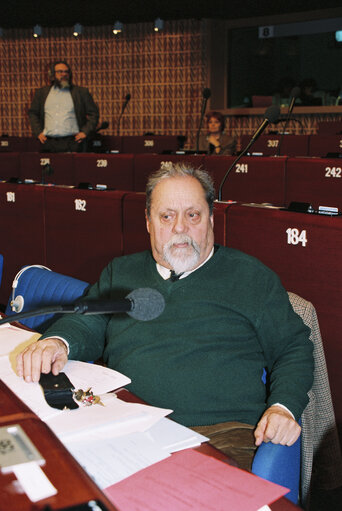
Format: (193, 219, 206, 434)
(276, 86, 301, 156)
(217, 105, 280, 201)
(0, 288, 165, 326)
(287, 86, 301, 117)
(121, 93, 131, 113)
(117, 93, 131, 135)
(196, 88, 211, 153)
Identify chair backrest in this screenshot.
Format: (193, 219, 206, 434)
(253, 291, 342, 507)
(5, 265, 89, 332)
(287, 292, 342, 508)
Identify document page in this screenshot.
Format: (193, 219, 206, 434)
(105, 449, 289, 511)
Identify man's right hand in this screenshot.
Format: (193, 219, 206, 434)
(38, 133, 47, 144)
(16, 338, 68, 383)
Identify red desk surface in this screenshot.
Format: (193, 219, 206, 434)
(19, 152, 75, 185)
(74, 153, 135, 190)
(240, 135, 309, 157)
(0, 152, 20, 180)
(44, 187, 126, 283)
(0, 183, 46, 306)
(203, 155, 287, 205)
(308, 134, 342, 157)
(133, 153, 205, 192)
(285, 157, 342, 210)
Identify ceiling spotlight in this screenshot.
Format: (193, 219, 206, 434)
(73, 23, 83, 37)
(33, 24, 42, 38)
(112, 21, 123, 35)
(154, 18, 164, 32)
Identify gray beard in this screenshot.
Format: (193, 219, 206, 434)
(55, 79, 70, 89)
(163, 234, 201, 275)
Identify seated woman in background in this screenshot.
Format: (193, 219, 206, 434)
(198, 111, 236, 155)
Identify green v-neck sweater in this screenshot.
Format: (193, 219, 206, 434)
(42, 245, 313, 427)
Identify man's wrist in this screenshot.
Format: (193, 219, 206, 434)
(269, 403, 295, 420)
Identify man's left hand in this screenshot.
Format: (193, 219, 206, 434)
(254, 405, 301, 446)
(75, 132, 87, 143)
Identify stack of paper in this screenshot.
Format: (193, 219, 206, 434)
(0, 321, 208, 490)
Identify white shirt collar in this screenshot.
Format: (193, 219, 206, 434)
(156, 247, 215, 280)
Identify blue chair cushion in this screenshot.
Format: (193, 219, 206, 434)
(5, 266, 89, 333)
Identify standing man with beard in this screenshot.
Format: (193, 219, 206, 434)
(16, 163, 313, 471)
(28, 60, 99, 153)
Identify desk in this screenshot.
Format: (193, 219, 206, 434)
(0, 380, 119, 511)
(116, 389, 302, 511)
(0, 381, 301, 511)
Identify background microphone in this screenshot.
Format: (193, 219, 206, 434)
(95, 121, 109, 133)
(249, 105, 280, 143)
(217, 105, 280, 201)
(117, 93, 131, 135)
(0, 288, 165, 326)
(288, 86, 301, 117)
(196, 87, 211, 153)
(276, 86, 301, 156)
(121, 93, 131, 114)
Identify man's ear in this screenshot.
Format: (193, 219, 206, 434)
(145, 209, 150, 233)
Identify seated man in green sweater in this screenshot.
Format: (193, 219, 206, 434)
(16, 163, 314, 470)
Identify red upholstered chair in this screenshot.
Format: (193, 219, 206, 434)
(285, 157, 342, 211)
(0, 183, 46, 306)
(19, 152, 75, 185)
(44, 187, 127, 283)
(133, 154, 205, 192)
(74, 153, 134, 190)
(0, 152, 20, 181)
(203, 155, 287, 205)
(224, 203, 342, 433)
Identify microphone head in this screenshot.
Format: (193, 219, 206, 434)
(290, 86, 301, 99)
(264, 105, 280, 124)
(202, 88, 211, 99)
(125, 93, 131, 101)
(126, 288, 165, 321)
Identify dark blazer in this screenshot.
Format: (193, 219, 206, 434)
(198, 133, 236, 155)
(28, 85, 99, 138)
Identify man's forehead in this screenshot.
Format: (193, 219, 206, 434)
(55, 64, 69, 70)
(150, 176, 208, 210)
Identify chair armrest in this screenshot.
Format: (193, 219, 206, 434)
(252, 435, 301, 505)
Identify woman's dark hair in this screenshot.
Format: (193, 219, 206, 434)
(205, 111, 225, 132)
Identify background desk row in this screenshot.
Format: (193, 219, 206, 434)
(1, 152, 342, 210)
(0, 185, 341, 440)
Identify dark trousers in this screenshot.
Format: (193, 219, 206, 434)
(190, 421, 257, 471)
(42, 136, 85, 153)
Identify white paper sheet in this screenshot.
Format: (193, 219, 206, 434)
(65, 432, 171, 489)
